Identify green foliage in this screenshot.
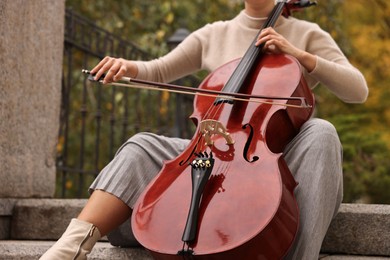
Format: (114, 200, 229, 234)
(327, 113, 390, 204)
(66, 0, 243, 56)
(306, 0, 390, 204)
(63, 0, 390, 204)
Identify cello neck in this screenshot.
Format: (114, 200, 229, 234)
(215, 0, 287, 104)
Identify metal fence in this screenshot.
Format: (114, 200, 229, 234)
(56, 9, 199, 198)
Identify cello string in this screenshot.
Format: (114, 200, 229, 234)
(197, 99, 234, 182)
(201, 0, 287, 172)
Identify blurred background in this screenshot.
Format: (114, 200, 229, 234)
(59, 0, 390, 204)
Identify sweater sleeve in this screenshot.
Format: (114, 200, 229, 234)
(303, 24, 368, 103)
(133, 29, 204, 83)
(309, 56, 368, 103)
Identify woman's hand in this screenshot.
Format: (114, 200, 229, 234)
(90, 56, 138, 84)
(255, 27, 316, 72)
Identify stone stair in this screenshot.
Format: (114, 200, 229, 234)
(1, 199, 389, 259)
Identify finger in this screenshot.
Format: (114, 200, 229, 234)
(264, 42, 279, 54)
(259, 27, 276, 37)
(103, 61, 122, 84)
(94, 58, 116, 82)
(256, 27, 279, 46)
(90, 56, 111, 75)
(264, 27, 277, 35)
(256, 31, 267, 46)
(113, 64, 127, 81)
(255, 34, 274, 47)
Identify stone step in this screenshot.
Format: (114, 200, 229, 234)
(0, 241, 152, 260)
(0, 240, 389, 260)
(321, 203, 390, 256)
(1, 199, 390, 258)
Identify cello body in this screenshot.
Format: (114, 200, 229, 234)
(131, 53, 315, 259)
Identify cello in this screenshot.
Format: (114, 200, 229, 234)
(130, 0, 316, 259)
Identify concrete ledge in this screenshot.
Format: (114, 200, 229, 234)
(0, 199, 17, 215)
(0, 199, 17, 239)
(0, 241, 388, 260)
(322, 203, 390, 256)
(10, 199, 87, 240)
(320, 255, 389, 260)
(3, 199, 390, 257)
(0, 241, 152, 260)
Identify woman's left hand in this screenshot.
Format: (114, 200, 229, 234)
(255, 27, 300, 56)
(255, 27, 316, 72)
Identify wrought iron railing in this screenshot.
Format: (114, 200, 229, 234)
(56, 9, 199, 198)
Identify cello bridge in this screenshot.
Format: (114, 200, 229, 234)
(199, 119, 234, 146)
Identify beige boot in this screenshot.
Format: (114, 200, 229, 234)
(40, 218, 101, 260)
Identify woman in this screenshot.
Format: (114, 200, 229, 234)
(41, 0, 368, 259)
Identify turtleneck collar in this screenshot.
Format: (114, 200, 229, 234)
(235, 10, 286, 30)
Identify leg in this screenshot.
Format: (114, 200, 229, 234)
(283, 119, 344, 260)
(39, 218, 101, 260)
(40, 190, 130, 260)
(40, 133, 190, 258)
(78, 190, 132, 236)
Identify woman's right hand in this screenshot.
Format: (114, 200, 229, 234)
(90, 56, 138, 84)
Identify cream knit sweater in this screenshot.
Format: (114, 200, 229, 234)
(134, 10, 368, 103)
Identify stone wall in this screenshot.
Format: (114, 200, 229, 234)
(0, 0, 65, 197)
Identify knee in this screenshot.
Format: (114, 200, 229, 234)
(302, 119, 340, 146)
(298, 119, 343, 162)
(128, 132, 151, 144)
(302, 118, 337, 137)
(115, 132, 151, 156)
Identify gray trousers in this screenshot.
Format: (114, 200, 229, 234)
(90, 118, 343, 259)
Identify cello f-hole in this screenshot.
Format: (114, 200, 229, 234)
(242, 123, 260, 163)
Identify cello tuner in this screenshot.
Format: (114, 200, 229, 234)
(293, 0, 317, 8)
(283, 0, 317, 17)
